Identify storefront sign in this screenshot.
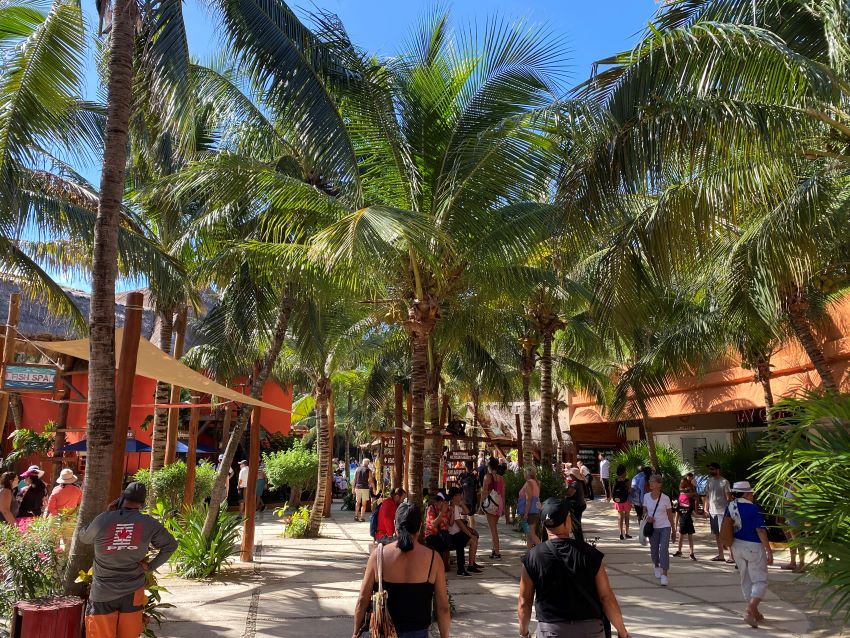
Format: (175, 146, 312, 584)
(2, 364, 58, 393)
(445, 449, 476, 485)
(381, 435, 396, 466)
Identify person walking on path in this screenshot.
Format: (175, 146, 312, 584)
(518, 467, 541, 548)
(612, 465, 632, 540)
(599, 454, 611, 501)
(353, 503, 450, 638)
(353, 459, 372, 523)
(0, 472, 16, 525)
(566, 467, 588, 543)
(482, 457, 505, 559)
(79, 482, 177, 638)
(781, 482, 805, 572)
(237, 460, 250, 515)
(705, 462, 733, 562)
(375, 488, 406, 543)
(643, 475, 676, 586)
(629, 466, 651, 523)
(673, 472, 697, 560)
(518, 497, 632, 638)
(47, 468, 83, 550)
(255, 462, 267, 512)
(578, 461, 593, 500)
(724, 481, 773, 628)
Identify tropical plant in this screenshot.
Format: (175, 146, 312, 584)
(754, 392, 850, 621)
(611, 441, 690, 498)
(133, 460, 216, 515)
(0, 517, 62, 626)
(2, 424, 55, 468)
(279, 504, 313, 539)
(263, 441, 319, 508)
(166, 505, 241, 579)
(694, 436, 763, 485)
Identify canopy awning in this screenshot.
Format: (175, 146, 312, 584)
(34, 329, 287, 413)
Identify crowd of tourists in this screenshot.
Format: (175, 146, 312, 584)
(352, 451, 785, 637)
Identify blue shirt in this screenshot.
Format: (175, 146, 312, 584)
(629, 472, 646, 504)
(726, 499, 766, 543)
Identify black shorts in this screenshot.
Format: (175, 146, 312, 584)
(238, 488, 246, 502)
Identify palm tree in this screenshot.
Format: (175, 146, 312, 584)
(575, 0, 850, 391)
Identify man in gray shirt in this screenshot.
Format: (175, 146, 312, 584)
(79, 482, 177, 638)
(704, 462, 733, 563)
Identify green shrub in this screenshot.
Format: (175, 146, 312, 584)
(611, 441, 690, 497)
(166, 505, 241, 579)
(263, 441, 318, 495)
(277, 504, 313, 538)
(537, 466, 568, 502)
(502, 469, 524, 508)
(694, 435, 762, 483)
(134, 461, 216, 515)
(0, 517, 61, 625)
(754, 393, 850, 621)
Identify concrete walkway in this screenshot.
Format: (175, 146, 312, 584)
(156, 499, 843, 638)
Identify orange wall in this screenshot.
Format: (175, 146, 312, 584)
(568, 296, 850, 428)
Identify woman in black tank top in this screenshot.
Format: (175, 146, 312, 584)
(352, 503, 451, 638)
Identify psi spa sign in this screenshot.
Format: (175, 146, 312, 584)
(2, 364, 58, 393)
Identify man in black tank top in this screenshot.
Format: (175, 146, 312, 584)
(353, 459, 372, 522)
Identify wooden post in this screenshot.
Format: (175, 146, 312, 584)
(220, 404, 232, 451)
(323, 391, 334, 516)
(0, 293, 21, 446)
(164, 307, 188, 465)
(393, 383, 403, 489)
(515, 413, 524, 468)
(108, 291, 143, 503)
(240, 404, 261, 562)
(51, 354, 75, 482)
(182, 395, 201, 510)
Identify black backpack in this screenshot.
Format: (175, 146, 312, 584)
(460, 472, 477, 507)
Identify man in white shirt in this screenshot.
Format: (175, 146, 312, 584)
(599, 454, 611, 502)
(237, 460, 249, 515)
(704, 462, 733, 562)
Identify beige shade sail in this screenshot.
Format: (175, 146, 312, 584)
(33, 329, 288, 413)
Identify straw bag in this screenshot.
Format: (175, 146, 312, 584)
(370, 544, 398, 638)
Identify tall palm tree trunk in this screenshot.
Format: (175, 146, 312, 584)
(149, 308, 174, 476)
(552, 393, 564, 462)
(642, 418, 660, 472)
(539, 334, 554, 466)
(427, 369, 440, 494)
(202, 289, 293, 540)
(63, 0, 136, 592)
(407, 327, 430, 507)
(521, 368, 533, 468)
(788, 291, 838, 392)
(322, 390, 334, 517)
(309, 378, 330, 535)
(754, 358, 774, 421)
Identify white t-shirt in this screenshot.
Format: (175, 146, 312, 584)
(448, 505, 465, 534)
(706, 477, 730, 516)
(599, 459, 610, 479)
(238, 466, 249, 488)
(580, 465, 590, 478)
(642, 493, 672, 529)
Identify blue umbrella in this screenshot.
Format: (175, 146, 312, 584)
(175, 441, 218, 454)
(60, 438, 152, 453)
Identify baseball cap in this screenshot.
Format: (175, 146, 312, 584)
(540, 497, 572, 529)
(121, 482, 147, 503)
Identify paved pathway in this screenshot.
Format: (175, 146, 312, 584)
(156, 499, 844, 637)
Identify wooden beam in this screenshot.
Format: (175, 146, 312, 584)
(51, 354, 75, 482)
(108, 291, 143, 503)
(182, 395, 201, 510)
(516, 413, 523, 468)
(393, 383, 403, 489)
(164, 307, 188, 465)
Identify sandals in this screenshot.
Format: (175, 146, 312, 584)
(710, 556, 724, 562)
(489, 551, 502, 559)
(744, 613, 758, 628)
(726, 558, 736, 564)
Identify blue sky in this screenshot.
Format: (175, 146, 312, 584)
(67, 0, 659, 291)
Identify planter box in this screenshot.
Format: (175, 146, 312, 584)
(11, 596, 84, 638)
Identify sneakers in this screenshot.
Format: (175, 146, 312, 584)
(624, 534, 633, 539)
(619, 534, 625, 540)
(672, 551, 682, 557)
(456, 570, 471, 577)
(654, 567, 662, 579)
(467, 564, 483, 573)
(660, 575, 668, 586)
(690, 554, 697, 561)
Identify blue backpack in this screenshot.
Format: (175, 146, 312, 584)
(369, 501, 382, 539)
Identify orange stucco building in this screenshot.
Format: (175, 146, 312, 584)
(566, 297, 850, 466)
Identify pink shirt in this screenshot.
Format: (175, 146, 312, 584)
(47, 484, 82, 516)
